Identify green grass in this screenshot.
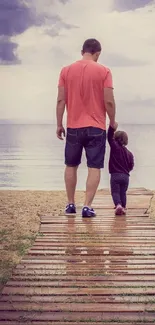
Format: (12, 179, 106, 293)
(0, 259, 15, 287)
(0, 229, 11, 244)
(17, 234, 37, 241)
(9, 242, 31, 256)
(0, 232, 38, 289)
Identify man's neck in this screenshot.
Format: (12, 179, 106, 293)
(82, 53, 94, 61)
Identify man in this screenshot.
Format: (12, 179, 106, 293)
(56, 38, 117, 217)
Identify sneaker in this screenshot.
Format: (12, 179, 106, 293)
(122, 208, 126, 215)
(115, 204, 123, 216)
(82, 207, 96, 218)
(65, 204, 76, 214)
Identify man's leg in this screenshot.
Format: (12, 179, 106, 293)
(83, 127, 106, 216)
(84, 168, 100, 207)
(64, 128, 83, 210)
(65, 166, 78, 204)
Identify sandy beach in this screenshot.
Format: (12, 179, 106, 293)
(0, 190, 86, 290)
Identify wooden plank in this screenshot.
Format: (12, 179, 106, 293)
(41, 215, 148, 220)
(14, 264, 155, 271)
(1, 301, 155, 312)
(27, 249, 155, 255)
(42, 226, 152, 230)
(39, 227, 155, 231)
(5, 280, 155, 287)
(10, 274, 155, 281)
(2, 286, 155, 295)
(1, 322, 154, 325)
(20, 255, 155, 261)
(38, 231, 155, 236)
(12, 269, 155, 275)
(20, 258, 155, 264)
(34, 238, 155, 242)
(0, 311, 155, 322)
(0, 320, 153, 325)
(1, 294, 155, 304)
(30, 242, 155, 247)
(0, 322, 154, 325)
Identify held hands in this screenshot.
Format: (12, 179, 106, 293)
(110, 121, 118, 130)
(56, 126, 65, 140)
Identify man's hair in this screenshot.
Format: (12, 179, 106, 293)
(82, 38, 102, 55)
(114, 131, 128, 146)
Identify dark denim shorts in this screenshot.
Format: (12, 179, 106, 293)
(65, 127, 106, 169)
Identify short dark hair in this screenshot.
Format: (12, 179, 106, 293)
(82, 38, 102, 55)
(114, 131, 128, 146)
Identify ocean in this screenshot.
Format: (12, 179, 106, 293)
(0, 123, 154, 190)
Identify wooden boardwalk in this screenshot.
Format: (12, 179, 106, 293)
(0, 188, 155, 324)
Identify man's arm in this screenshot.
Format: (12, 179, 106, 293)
(56, 69, 66, 140)
(103, 70, 116, 128)
(56, 86, 65, 127)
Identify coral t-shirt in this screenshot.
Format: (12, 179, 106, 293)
(58, 60, 113, 130)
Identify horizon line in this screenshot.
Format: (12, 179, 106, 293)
(0, 120, 155, 126)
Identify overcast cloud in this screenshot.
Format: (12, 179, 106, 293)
(0, 0, 155, 123)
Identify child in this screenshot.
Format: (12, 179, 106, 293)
(107, 125, 134, 215)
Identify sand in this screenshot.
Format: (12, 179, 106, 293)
(148, 193, 155, 219)
(0, 190, 85, 291)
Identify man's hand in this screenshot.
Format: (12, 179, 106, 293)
(110, 121, 118, 130)
(56, 126, 65, 140)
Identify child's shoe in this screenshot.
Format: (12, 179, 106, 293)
(115, 204, 123, 216)
(122, 208, 126, 215)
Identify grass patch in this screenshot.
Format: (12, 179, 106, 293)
(0, 259, 15, 289)
(37, 232, 44, 237)
(0, 229, 11, 244)
(0, 234, 37, 289)
(8, 242, 31, 256)
(17, 234, 37, 241)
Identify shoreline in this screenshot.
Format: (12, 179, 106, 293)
(0, 189, 154, 292)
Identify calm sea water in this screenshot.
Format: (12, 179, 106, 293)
(0, 124, 154, 190)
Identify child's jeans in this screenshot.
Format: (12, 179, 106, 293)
(110, 173, 129, 208)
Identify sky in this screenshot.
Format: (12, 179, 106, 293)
(0, 0, 155, 124)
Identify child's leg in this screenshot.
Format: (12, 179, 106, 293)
(110, 174, 122, 207)
(120, 175, 129, 208)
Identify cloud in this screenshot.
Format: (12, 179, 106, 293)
(45, 21, 78, 38)
(0, 0, 38, 64)
(0, 0, 77, 65)
(0, 36, 20, 64)
(113, 0, 153, 12)
(0, 0, 35, 37)
(101, 52, 148, 67)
